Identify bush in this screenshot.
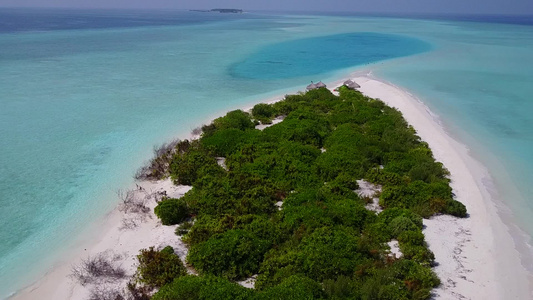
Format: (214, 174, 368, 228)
(201, 128, 246, 157)
(182, 215, 227, 245)
(255, 275, 326, 300)
(444, 199, 467, 217)
(393, 259, 440, 290)
(398, 230, 425, 246)
(323, 275, 359, 299)
(400, 244, 435, 265)
(135, 246, 187, 288)
(332, 172, 359, 190)
(366, 168, 405, 186)
(175, 221, 194, 236)
(154, 198, 189, 225)
(378, 208, 423, 228)
(213, 110, 255, 131)
(169, 142, 221, 185)
(240, 215, 282, 244)
(379, 180, 460, 217)
(187, 229, 271, 280)
(389, 216, 419, 238)
(152, 275, 252, 300)
(316, 150, 366, 182)
(252, 103, 277, 123)
(298, 226, 363, 281)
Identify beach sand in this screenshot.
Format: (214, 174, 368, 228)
(355, 75, 532, 299)
(12, 75, 532, 300)
(12, 180, 192, 300)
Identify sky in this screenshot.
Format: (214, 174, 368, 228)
(0, 0, 532, 15)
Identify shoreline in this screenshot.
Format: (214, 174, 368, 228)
(11, 74, 532, 300)
(355, 75, 532, 299)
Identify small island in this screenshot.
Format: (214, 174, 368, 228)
(64, 84, 467, 299)
(190, 9, 244, 14)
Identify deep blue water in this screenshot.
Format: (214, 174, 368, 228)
(262, 11, 533, 26)
(230, 32, 431, 79)
(0, 8, 263, 33)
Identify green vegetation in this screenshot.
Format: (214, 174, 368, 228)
(251, 103, 277, 124)
(150, 86, 466, 299)
(188, 229, 271, 280)
(152, 275, 252, 300)
(154, 198, 190, 225)
(135, 246, 187, 289)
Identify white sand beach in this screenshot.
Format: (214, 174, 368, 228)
(354, 75, 532, 299)
(12, 74, 532, 300)
(12, 180, 192, 300)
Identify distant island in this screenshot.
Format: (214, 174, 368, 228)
(190, 9, 244, 14)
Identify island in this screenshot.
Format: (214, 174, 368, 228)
(57, 82, 467, 300)
(190, 9, 244, 14)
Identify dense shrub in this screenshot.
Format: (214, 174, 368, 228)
(252, 103, 277, 124)
(153, 88, 466, 299)
(180, 177, 236, 216)
(169, 142, 221, 185)
(444, 199, 467, 217)
(366, 167, 405, 186)
(255, 275, 326, 299)
(392, 259, 440, 291)
(213, 110, 255, 132)
(152, 275, 252, 300)
(379, 180, 456, 217)
(298, 226, 364, 281)
(332, 172, 360, 190)
(135, 246, 187, 288)
(240, 215, 282, 245)
(389, 216, 419, 237)
(182, 215, 231, 245)
(323, 275, 359, 299)
(378, 208, 423, 229)
(154, 198, 189, 225)
(201, 128, 246, 157)
(175, 221, 194, 236)
(187, 229, 271, 280)
(398, 230, 426, 246)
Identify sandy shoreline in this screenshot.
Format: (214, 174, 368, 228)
(12, 179, 193, 300)
(356, 75, 532, 299)
(12, 74, 532, 300)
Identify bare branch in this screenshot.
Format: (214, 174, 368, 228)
(117, 189, 150, 215)
(88, 285, 125, 300)
(70, 252, 127, 286)
(134, 139, 183, 181)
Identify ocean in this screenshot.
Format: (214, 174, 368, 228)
(0, 8, 532, 298)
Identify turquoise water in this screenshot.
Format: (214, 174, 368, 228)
(0, 11, 431, 297)
(367, 19, 533, 239)
(1, 10, 533, 297)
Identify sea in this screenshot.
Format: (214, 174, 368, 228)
(0, 8, 532, 298)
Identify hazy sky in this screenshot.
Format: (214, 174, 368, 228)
(1, 0, 532, 15)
